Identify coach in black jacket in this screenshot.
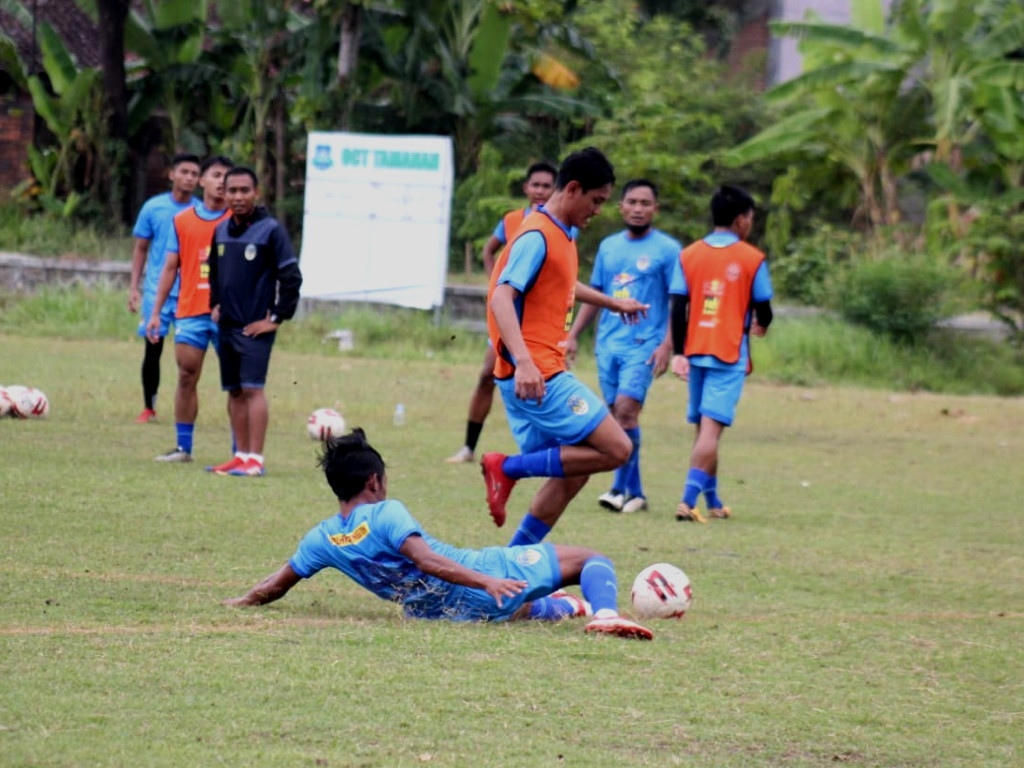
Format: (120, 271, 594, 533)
(206, 166, 303, 478)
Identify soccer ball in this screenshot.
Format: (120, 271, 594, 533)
(6, 385, 49, 418)
(0, 387, 11, 417)
(630, 563, 693, 619)
(306, 407, 346, 441)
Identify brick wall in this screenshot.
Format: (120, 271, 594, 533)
(727, 14, 771, 91)
(0, 94, 33, 195)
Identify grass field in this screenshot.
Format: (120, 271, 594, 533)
(2, 332, 1022, 767)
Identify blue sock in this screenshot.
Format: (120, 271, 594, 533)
(623, 426, 642, 498)
(176, 423, 194, 454)
(579, 556, 617, 614)
(527, 595, 577, 621)
(231, 432, 237, 454)
(704, 475, 723, 510)
(507, 514, 552, 546)
(682, 468, 710, 508)
(502, 447, 564, 479)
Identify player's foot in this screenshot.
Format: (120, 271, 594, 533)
(206, 456, 244, 475)
(598, 490, 624, 512)
(709, 505, 732, 519)
(445, 446, 475, 464)
(135, 408, 156, 423)
(154, 447, 192, 463)
(621, 495, 648, 514)
(584, 615, 653, 640)
(481, 452, 515, 528)
(228, 458, 266, 477)
(550, 590, 592, 618)
(675, 502, 707, 524)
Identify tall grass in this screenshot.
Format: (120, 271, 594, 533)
(0, 205, 132, 259)
(3, 284, 1023, 395)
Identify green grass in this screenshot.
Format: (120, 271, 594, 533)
(2, 332, 1022, 767)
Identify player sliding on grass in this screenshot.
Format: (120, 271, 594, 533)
(223, 428, 653, 640)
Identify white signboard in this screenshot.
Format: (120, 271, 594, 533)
(299, 131, 454, 310)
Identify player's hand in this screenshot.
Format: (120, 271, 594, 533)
(211, 305, 220, 324)
(615, 298, 649, 325)
(750, 318, 767, 337)
(513, 358, 545, 403)
(243, 312, 279, 338)
(221, 596, 252, 607)
(671, 354, 690, 381)
(484, 577, 527, 608)
(649, 342, 672, 378)
(127, 288, 140, 314)
(565, 336, 579, 369)
(145, 316, 162, 344)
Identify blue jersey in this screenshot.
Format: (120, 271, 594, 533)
(669, 231, 774, 371)
(590, 228, 681, 354)
(493, 207, 577, 245)
(132, 192, 195, 300)
(288, 499, 557, 621)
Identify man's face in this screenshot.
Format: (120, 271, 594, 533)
(523, 171, 555, 207)
(170, 162, 200, 195)
(200, 164, 231, 204)
(565, 182, 612, 229)
(225, 174, 258, 218)
(620, 185, 657, 233)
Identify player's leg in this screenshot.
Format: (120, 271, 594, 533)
(613, 352, 655, 513)
(154, 336, 205, 462)
(228, 333, 274, 477)
(553, 545, 652, 639)
(136, 292, 163, 421)
(447, 344, 497, 463)
(206, 327, 246, 474)
(595, 352, 625, 511)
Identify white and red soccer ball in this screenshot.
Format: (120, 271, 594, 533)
(0, 385, 49, 419)
(631, 563, 693, 619)
(306, 407, 346, 442)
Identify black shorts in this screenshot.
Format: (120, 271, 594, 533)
(218, 325, 276, 390)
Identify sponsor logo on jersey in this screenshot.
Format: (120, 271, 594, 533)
(329, 521, 370, 547)
(515, 548, 543, 566)
(726, 263, 741, 282)
(568, 395, 590, 416)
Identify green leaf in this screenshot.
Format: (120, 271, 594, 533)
(767, 61, 901, 103)
(769, 20, 901, 55)
(467, 3, 511, 99)
(27, 76, 67, 135)
(36, 22, 78, 96)
(724, 108, 833, 166)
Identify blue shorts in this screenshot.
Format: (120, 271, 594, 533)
(138, 293, 177, 339)
(174, 314, 219, 352)
(596, 345, 655, 406)
(417, 543, 561, 622)
(498, 371, 609, 453)
(218, 325, 276, 390)
(687, 364, 746, 426)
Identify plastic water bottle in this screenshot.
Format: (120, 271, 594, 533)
(393, 403, 406, 426)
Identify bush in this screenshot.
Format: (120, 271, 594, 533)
(770, 225, 858, 306)
(830, 254, 957, 345)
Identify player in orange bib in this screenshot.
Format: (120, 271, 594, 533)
(668, 185, 774, 522)
(147, 156, 234, 463)
(481, 148, 649, 546)
(446, 161, 558, 465)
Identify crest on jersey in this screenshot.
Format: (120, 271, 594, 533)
(637, 255, 651, 272)
(726, 263, 741, 282)
(515, 548, 543, 566)
(244, 244, 257, 261)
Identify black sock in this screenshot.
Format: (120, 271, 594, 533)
(142, 337, 164, 410)
(465, 421, 484, 452)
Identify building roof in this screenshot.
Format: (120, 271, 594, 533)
(1, 0, 102, 74)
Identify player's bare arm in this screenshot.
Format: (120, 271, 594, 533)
(243, 312, 280, 338)
(481, 235, 503, 276)
(400, 535, 526, 607)
(223, 563, 302, 607)
(566, 303, 599, 368)
(490, 283, 545, 402)
(128, 238, 150, 313)
(575, 282, 648, 324)
(146, 251, 180, 342)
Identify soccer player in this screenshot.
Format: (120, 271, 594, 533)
(127, 153, 200, 423)
(223, 428, 653, 640)
(446, 161, 558, 464)
(482, 147, 649, 545)
(205, 167, 303, 478)
(669, 185, 773, 522)
(147, 155, 234, 463)
(567, 179, 681, 514)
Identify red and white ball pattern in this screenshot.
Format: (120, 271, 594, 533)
(306, 408, 346, 442)
(1, 385, 49, 418)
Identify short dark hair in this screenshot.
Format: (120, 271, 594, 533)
(318, 428, 386, 501)
(555, 147, 615, 193)
(225, 166, 259, 187)
(710, 185, 755, 227)
(620, 178, 658, 201)
(200, 155, 233, 175)
(525, 161, 557, 181)
(171, 153, 200, 169)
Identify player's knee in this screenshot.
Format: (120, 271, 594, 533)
(608, 434, 633, 466)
